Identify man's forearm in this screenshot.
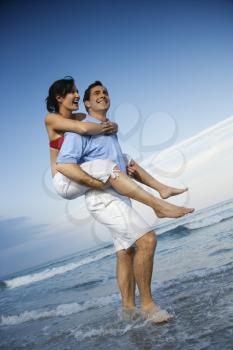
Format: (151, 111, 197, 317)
(56, 163, 104, 189)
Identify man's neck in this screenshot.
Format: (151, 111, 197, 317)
(88, 109, 107, 122)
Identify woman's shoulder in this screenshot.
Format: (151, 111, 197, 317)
(45, 112, 60, 125)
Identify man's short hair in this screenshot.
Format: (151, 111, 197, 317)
(83, 80, 103, 111)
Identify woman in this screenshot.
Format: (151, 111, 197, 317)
(45, 77, 194, 218)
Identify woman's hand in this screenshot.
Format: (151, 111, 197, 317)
(101, 121, 118, 135)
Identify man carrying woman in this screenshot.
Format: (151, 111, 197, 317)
(45, 77, 194, 322)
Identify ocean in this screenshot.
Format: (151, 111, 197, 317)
(1, 198, 233, 350)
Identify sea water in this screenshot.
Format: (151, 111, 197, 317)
(0, 198, 233, 350)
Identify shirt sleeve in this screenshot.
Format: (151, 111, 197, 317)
(56, 132, 84, 164)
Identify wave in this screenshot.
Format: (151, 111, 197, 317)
(3, 199, 233, 290)
(0, 281, 7, 289)
(0, 293, 120, 326)
(157, 261, 233, 291)
(4, 248, 115, 289)
(156, 201, 233, 235)
(69, 279, 104, 290)
(184, 214, 224, 230)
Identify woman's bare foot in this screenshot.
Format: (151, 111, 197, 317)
(159, 186, 188, 199)
(141, 302, 173, 324)
(153, 198, 195, 218)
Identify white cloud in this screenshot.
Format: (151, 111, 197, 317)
(141, 115, 233, 209)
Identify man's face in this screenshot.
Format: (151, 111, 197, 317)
(86, 85, 110, 113)
(57, 85, 80, 111)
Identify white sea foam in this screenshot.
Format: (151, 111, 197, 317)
(71, 321, 148, 341)
(4, 248, 114, 289)
(0, 293, 120, 326)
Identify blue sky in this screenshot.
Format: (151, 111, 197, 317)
(1, 0, 233, 276)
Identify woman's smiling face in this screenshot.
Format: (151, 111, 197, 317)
(57, 85, 80, 112)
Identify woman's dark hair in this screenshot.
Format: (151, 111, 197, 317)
(45, 76, 75, 112)
(83, 80, 103, 111)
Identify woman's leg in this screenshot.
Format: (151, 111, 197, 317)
(77, 159, 194, 218)
(107, 166, 194, 218)
(127, 160, 188, 199)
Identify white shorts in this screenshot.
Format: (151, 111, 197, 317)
(85, 189, 153, 252)
(53, 159, 118, 200)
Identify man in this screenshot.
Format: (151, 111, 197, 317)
(56, 81, 191, 322)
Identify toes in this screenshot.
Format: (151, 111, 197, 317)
(149, 310, 173, 323)
(141, 304, 174, 324)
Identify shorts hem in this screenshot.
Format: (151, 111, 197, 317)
(114, 227, 154, 252)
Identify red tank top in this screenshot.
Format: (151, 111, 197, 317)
(49, 135, 64, 150)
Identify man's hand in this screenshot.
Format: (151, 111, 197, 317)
(126, 160, 141, 180)
(56, 163, 109, 190)
(101, 121, 118, 135)
(99, 181, 111, 190)
(94, 180, 111, 190)
(126, 164, 135, 178)
(127, 163, 137, 178)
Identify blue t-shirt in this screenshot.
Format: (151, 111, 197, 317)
(57, 115, 127, 173)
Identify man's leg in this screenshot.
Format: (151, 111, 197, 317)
(116, 247, 136, 309)
(133, 231, 156, 306)
(85, 190, 172, 322)
(133, 230, 173, 323)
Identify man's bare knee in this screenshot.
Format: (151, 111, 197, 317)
(135, 231, 157, 252)
(117, 247, 135, 262)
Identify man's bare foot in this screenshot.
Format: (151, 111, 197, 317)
(119, 307, 140, 321)
(141, 302, 173, 324)
(154, 198, 195, 218)
(160, 186, 188, 199)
